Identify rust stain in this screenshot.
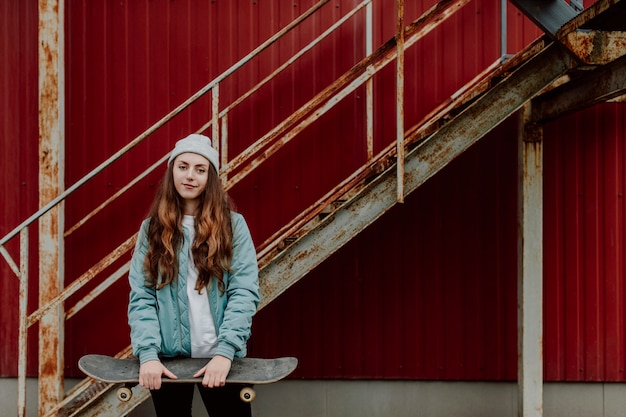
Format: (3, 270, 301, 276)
(564, 30, 626, 65)
(39, 334, 59, 376)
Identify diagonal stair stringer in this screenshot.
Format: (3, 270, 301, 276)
(258, 40, 576, 309)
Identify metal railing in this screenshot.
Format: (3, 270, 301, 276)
(0, 1, 484, 415)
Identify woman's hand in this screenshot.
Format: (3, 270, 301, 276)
(139, 360, 177, 390)
(193, 355, 232, 388)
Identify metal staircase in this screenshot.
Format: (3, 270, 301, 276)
(2, 0, 625, 416)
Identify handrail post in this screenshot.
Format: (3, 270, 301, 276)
(221, 113, 229, 183)
(212, 84, 220, 149)
(366, 0, 374, 160)
(17, 228, 28, 417)
(396, 0, 405, 203)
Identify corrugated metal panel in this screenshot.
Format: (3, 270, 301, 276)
(544, 103, 626, 382)
(2, 0, 626, 383)
(0, 0, 40, 376)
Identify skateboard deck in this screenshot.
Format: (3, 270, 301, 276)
(79, 354, 297, 402)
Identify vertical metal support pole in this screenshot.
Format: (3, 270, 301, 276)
(396, 0, 405, 203)
(220, 113, 229, 183)
(365, 0, 374, 160)
(517, 103, 543, 417)
(501, 0, 508, 60)
(212, 84, 220, 149)
(18, 228, 29, 417)
(38, 0, 65, 414)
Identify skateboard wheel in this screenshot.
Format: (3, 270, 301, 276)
(240, 387, 256, 403)
(117, 387, 133, 402)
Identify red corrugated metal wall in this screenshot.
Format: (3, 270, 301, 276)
(544, 104, 626, 382)
(0, 0, 40, 376)
(2, 0, 626, 382)
(251, 118, 520, 380)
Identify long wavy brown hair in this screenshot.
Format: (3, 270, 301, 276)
(143, 162, 234, 293)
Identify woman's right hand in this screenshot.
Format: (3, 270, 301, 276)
(139, 360, 177, 390)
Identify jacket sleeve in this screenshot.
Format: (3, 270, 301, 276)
(127, 220, 161, 364)
(215, 213, 260, 359)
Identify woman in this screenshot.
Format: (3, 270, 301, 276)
(128, 133, 260, 417)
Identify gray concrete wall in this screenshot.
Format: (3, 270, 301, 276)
(3, 379, 626, 417)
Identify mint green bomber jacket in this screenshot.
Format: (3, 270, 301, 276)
(128, 212, 260, 364)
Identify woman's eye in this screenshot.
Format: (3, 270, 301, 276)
(197, 168, 206, 174)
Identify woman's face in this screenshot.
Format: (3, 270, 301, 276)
(172, 152, 211, 214)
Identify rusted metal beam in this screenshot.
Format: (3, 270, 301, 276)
(256, 147, 393, 264)
(38, 0, 65, 414)
(68, 385, 150, 417)
(560, 29, 626, 65)
(259, 41, 575, 309)
(257, 40, 537, 267)
(42, 347, 136, 417)
(43, 380, 110, 417)
(557, 0, 626, 63)
(532, 53, 626, 123)
(258, 41, 547, 266)
(402, 41, 574, 192)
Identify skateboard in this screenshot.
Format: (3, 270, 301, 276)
(79, 354, 298, 403)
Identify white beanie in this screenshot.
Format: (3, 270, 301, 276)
(168, 134, 219, 173)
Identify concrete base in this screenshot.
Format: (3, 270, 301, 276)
(2, 379, 626, 417)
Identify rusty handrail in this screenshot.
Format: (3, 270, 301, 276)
(0, 0, 330, 251)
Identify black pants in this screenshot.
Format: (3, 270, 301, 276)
(150, 383, 252, 417)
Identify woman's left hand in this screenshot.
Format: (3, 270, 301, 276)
(193, 355, 232, 388)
